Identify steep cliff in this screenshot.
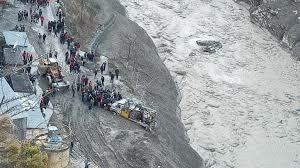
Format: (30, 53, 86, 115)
(238, 0, 300, 59)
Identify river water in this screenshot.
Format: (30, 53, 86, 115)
(119, 0, 300, 167)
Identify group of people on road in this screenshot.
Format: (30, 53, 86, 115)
(16, 1, 44, 30)
(19, 0, 50, 7)
(24, 0, 126, 166)
(38, 33, 47, 43)
(39, 90, 51, 117)
(73, 74, 123, 111)
(48, 50, 58, 59)
(65, 44, 82, 73)
(47, 20, 64, 36)
(14, 24, 26, 32)
(17, 10, 29, 21)
(22, 51, 33, 65)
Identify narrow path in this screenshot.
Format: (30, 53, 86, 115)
(28, 2, 139, 168)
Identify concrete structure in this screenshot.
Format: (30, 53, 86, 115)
(34, 126, 70, 168)
(12, 117, 27, 140)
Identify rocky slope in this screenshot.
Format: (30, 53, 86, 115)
(61, 0, 203, 167)
(237, 0, 300, 59)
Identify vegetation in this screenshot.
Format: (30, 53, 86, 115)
(5, 142, 49, 168)
(0, 116, 12, 142)
(0, 116, 49, 168)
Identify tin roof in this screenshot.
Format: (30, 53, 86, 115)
(0, 77, 53, 129)
(10, 73, 34, 93)
(2, 31, 30, 47)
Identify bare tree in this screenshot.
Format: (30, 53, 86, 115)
(119, 33, 137, 60)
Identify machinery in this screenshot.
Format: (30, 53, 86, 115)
(111, 98, 157, 131)
(38, 58, 69, 90)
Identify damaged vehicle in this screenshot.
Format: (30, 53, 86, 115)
(110, 98, 157, 131)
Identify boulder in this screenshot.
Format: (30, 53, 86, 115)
(196, 40, 222, 53)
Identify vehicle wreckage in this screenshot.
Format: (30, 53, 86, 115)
(110, 98, 157, 131)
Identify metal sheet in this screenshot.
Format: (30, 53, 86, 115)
(0, 77, 53, 129)
(3, 31, 30, 47)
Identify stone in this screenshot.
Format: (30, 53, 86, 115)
(196, 40, 222, 53)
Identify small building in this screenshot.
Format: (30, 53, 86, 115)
(1, 31, 36, 65)
(0, 77, 53, 139)
(34, 126, 70, 168)
(6, 73, 34, 93)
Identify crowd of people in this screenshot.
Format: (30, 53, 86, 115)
(18, 0, 123, 118)
(75, 74, 123, 111)
(14, 25, 26, 32)
(17, 10, 29, 21)
(16, 1, 128, 166)
(19, 0, 50, 7)
(22, 51, 33, 65)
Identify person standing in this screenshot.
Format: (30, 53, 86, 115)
(48, 51, 52, 58)
(100, 64, 104, 75)
(89, 97, 94, 111)
(115, 68, 119, 80)
(65, 51, 69, 63)
(42, 33, 47, 43)
(84, 159, 89, 168)
(38, 33, 42, 41)
(54, 51, 58, 59)
(94, 69, 98, 78)
(101, 76, 105, 86)
(103, 61, 107, 71)
(109, 72, 115, 83)
(39, 8, 42, 17)
(40, 98, 45, 113)
(40, 15, 44, 26)
(71, 84, 75, 97)
(70, 141, 74, 152)
(29, 54, 33, 63)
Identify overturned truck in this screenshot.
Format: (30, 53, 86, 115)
(110, 98, 157, 131)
